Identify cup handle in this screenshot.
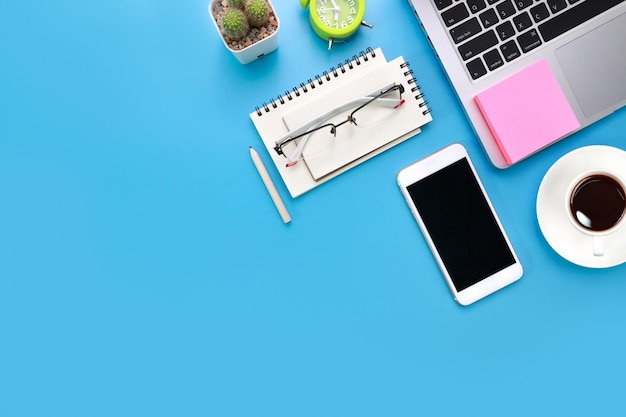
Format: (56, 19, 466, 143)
(593, 235, 605, 257)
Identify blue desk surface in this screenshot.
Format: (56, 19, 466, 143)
(2, 1, 625, 416)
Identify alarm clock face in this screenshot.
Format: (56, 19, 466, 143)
(316, 0, 360, 31)
(310, 0, 365, 39)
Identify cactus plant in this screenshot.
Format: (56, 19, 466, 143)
(210, 0, 279, 64)
(229, 0, 245, 9)
(245, 0, 270, 28)
(220, 8, 249, 40)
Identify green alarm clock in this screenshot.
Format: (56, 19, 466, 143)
(300, 0, 372, 51)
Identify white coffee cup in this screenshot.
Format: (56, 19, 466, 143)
(566, 170, 626, 257)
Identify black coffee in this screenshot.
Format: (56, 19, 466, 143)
(570, 174, 626, 231)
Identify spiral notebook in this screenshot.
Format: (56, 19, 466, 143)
(249, 47, 432, 198)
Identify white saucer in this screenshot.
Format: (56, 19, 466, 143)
(536, 145, 626, 268)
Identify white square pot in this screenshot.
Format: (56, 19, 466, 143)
(209, 0, 280, 65)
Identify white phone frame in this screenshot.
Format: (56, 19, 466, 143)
(397, 143, 523, 306)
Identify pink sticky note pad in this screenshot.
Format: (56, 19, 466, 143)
(475, 60, 580, 164)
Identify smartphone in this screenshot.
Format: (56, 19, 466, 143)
(397, 143, 523, 306)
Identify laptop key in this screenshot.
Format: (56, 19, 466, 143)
(458, 30, 499, 60)
(442, 3, 470, 27)
(484, 49, 505, 70)
(530, 3, 551, 23)
(513, 12, 533, 32)
(500, 39, 521, 61)
(435, 0, 453, 10)
(539, 0, 625, 42)
(450, 17, 483, 44)
(514, 0, 533, 11)
(496, 20, 516, 40)
(467, 0, 487, 14)
(496, 0, 516, 19)
(547, 0, 567, 14)
(466, 57, 488, 79)
(479, 8, 499, 28)
(517, 28, 542, 52)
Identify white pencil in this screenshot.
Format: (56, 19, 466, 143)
(249, 146, 291, 224)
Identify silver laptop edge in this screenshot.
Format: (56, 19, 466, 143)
(409, 0, 626, 168)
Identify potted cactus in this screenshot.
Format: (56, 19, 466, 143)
(209, 0, 280, 65)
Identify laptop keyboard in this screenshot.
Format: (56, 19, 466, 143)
(434, 0, 625, 80)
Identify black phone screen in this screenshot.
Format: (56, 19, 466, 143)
(406, 158, 516, 292)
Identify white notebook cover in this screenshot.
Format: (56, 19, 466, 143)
(249, 47, 432, 198)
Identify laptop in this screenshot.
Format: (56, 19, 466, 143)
(408, 0, 626, 168)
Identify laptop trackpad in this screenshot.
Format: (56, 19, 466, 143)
(555, 12, 626, 118)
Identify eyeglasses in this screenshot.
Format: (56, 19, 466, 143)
(273, 83, 405, 167)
